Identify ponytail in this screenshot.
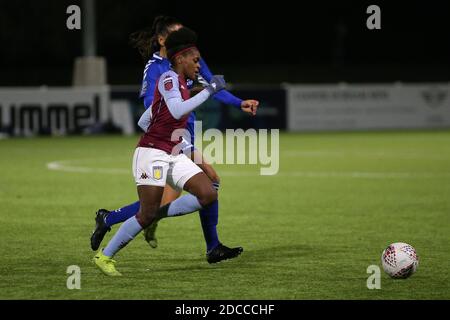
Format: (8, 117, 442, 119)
(129, 15, 181, 62)
(129, 28, 153, 61)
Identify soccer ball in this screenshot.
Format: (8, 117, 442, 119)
(381, 242, 419, 278)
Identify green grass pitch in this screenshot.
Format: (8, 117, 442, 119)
(1, 131, 450, 299)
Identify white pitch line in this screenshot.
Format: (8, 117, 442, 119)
(283, 150, 450, 160)
(46, 160, 450, 179)
(47, 160, 129, 175)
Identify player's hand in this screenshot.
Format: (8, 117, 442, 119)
(206, 75, 226, 95)
(190, 85, 204, 97)
(240, 99, 259, 116)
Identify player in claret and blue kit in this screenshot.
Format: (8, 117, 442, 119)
(93, 27, 249, 276)
(91, 16, 259, 264)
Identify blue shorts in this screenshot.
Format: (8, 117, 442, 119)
(186, 120, 195, 145)
(179, 112, 196, 155)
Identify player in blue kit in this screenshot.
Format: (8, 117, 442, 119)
(90, 16, 259, 264)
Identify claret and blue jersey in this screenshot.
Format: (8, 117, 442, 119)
(139, 52, 243, 143)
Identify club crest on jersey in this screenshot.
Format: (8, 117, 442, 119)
(152, 166, 163, 180)
(163, 77, 173, 91)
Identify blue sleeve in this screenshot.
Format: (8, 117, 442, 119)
(143, 95, 153, 109)
(199, 58, 242, 109)
(140, 62, 161, 109)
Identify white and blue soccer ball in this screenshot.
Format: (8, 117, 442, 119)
(381, 242, 419, 279)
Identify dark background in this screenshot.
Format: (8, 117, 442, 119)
(1, 0, 449, 86)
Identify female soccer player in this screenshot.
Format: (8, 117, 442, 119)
(93, 27, 240, 276)
(91, 16, 259, 263)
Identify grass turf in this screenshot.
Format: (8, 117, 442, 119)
(0, 131, 449, 299)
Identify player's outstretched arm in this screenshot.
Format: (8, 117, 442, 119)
(199, 58, 260, 115)
(162, 74, 226, 120)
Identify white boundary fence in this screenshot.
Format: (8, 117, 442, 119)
(285, 83, 450, 131)
(1, 83, 450, 137)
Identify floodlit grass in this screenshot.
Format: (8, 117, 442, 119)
(1, 131, 449, 299)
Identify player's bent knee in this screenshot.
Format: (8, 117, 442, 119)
(199, 188, 217, 206)
(210, 173, 220, 185)
(198, 162, 220, 185)
(207, 168, 220, 184)
(136, 206, 159, 227)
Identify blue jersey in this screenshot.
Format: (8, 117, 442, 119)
(139, 52, 242, 143)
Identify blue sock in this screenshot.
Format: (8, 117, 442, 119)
(105, 201, 140, 227)
(199, 182, 220, 252)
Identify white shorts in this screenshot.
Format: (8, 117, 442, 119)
(132, 147, 202, 190)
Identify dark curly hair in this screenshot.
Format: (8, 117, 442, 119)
(165, 27, 198, 63)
